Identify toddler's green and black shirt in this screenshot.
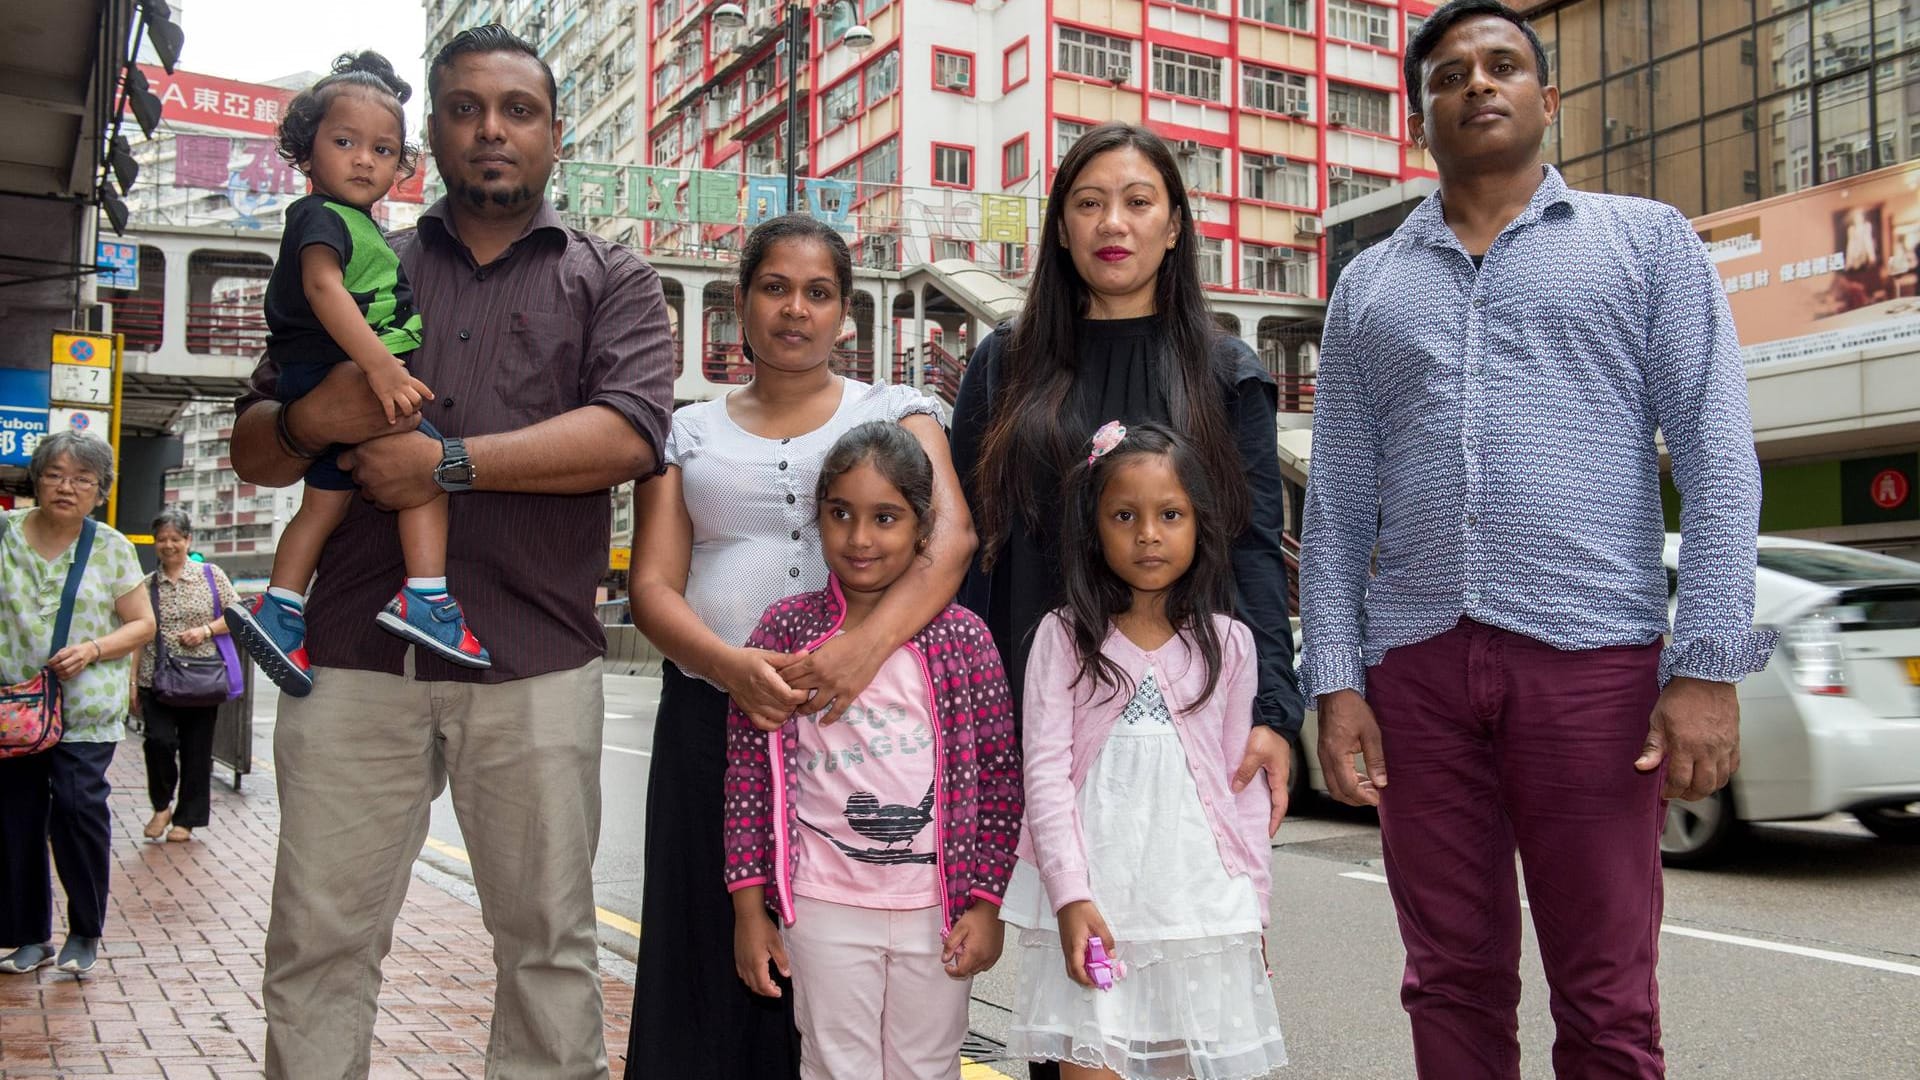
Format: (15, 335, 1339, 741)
(265, 194, 425, 365)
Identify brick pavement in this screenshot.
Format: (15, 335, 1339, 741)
(0, 739, 635, 1079)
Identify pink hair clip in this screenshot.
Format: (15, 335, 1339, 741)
(1087, 420, 1127, 464)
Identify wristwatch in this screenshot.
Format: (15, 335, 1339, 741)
(433, 436, 475, 493)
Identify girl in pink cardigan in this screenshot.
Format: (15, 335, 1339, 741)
(1000, 421, 1288, 1080)
(724, 421, 1023, 1079)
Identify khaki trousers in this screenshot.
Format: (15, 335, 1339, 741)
(262, 658, 607, 1080)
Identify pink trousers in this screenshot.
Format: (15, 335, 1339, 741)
(781, 896, 973, 1080)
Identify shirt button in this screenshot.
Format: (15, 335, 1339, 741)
(786, 493, 796, 505)
(442, 397, 455, 409)
(778, 460, 788, 471)
(1467, 513, 1479, 525)
(789, 567, 800, 578)
(781, 437, 791, 445)
(791, 529, 801, 540)
(1474, 296, 1487, 308)
(458, 329, 471, 341)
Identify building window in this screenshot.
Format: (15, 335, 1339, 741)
(1326, 0, 1392, 49)
(1327, 83, 1394, 135)
(932, 237, 973, 261)
(1003, 135, 1030, 185)
(933, 144, 973, 188)
(1152, 45, 1224, 102)
(1059, 27, 1131, 81)
(1406, 12, 1427, 46)
(824, 77, 859, 130)
(1056, 119, 1091, 165)
(1179, 143, 1227, 194)
(1327, 168, 1392, 206)
(1243, 64, 1311, 116)
(862, 138, 899, 186)
(1242, 152, 1314, 206)
(1240, 0, 1309, 31)
(933, 48, 974, 94)
(1197, 236, 1225, 286)
(1242, 242, 1311, 294)
(1000, 242, 1030, 275)
(1004, 38, 1030, 91)
(864, 49, 900, 102)
(860, 234, 898, 270)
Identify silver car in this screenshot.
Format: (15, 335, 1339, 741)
(1290, 536, 1920, 867)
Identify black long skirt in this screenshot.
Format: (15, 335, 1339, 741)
(627, 662, 799, 1079)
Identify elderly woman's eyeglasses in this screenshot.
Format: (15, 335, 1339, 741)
(41, 472, 102, 492)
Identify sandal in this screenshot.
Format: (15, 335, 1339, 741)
(166, 826, 192, 843)
(143, 808, 172, 841)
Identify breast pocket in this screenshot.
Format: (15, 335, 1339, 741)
(503, 310, 584, 424)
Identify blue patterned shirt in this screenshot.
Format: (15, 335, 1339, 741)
(1299, 167, 1777, 701)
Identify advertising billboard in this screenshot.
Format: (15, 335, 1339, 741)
(1692, 161, 1920, 366)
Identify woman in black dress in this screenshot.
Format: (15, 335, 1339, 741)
(952, 127, 1304, 1080)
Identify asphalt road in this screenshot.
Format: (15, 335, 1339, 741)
(255, 672, 1920, 1079)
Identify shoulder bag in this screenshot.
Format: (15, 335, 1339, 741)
(150, 563, 242, 707)
(0, 514, 97, 758)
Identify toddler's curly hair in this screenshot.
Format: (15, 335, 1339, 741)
(275, 51, 419, 179)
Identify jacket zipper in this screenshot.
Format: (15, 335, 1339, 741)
(904, 640, 953, 934)
(771, 580, 851, 927)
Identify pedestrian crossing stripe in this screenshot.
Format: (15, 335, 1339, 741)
(421, 833, 1018, 1077)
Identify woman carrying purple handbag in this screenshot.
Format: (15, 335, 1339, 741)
(136, 510, 243, 844)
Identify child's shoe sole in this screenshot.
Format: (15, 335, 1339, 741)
(226, 603, 314, 697)
(374, 611, 494, 669)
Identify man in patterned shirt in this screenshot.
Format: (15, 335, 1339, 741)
(1299, 2, 1773, 1077)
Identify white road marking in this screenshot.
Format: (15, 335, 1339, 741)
(603, 744, 651, 758)
(1338, 869, 1920, 977)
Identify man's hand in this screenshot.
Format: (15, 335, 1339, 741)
(338, 431, 442, 511)
(723, 647, 811, 730)
(1055, 901, 1116, 989)
(365, 361, 435, 424)
(732, 895, 790, 998)
(1635, 676, 1741, 801)
(288, 361, 423, 450)
(777, 631, 885, 727)
(941, 903, 1005, 979)
(1231, 725, 1293, 837)
(1316, 689, 1387, 807)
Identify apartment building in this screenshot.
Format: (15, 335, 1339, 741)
(161, 400, 301, 581)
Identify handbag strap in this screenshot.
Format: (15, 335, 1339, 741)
(48, 517, 97, 657)
(148, 573, 171, 667)
(199, 562, 245, 697)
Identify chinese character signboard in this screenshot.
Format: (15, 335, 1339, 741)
(1693, 161, 1920, 365)
(0, 369, 50, 468)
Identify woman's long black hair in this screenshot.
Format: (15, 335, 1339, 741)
(973, 122, 1245, 568)
(1058, 423, 1237, 710)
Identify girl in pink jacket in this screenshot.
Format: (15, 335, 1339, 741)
(1001, 421, 1288, 1080)
(724, 421, 1023, 1080)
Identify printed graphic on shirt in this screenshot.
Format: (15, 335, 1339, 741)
(791, 646, 941, 905)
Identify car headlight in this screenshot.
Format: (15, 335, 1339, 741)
(1782, 610, 1848, 696)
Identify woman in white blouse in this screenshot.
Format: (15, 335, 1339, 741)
(623, 214, 978, 1080)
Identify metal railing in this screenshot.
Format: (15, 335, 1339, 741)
(892, 340, 966, 404)
(103, 296, 165, 351)
(1274, 372, 1316, 414)
(703, 342, 877, 386)
(187, 301, 269, 356)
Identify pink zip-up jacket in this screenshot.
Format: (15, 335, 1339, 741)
(1017, 610, 1272, 924)
(723, 577, 1023, 931)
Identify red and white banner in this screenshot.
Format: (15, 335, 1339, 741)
(131, 65, 296, 137)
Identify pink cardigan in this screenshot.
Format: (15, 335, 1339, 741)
(1016, 611, 1272, 925)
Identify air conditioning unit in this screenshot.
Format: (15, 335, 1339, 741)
(940, 70, 971, 90)
(751, 10, 776, 33)
(1294, 216, 1324, 237)
(1177, 138, 1200, 155)
(1328, 111, 1350, 127)
(1328, 164, 1354, 180)
(1288, 108, 1311, 121)
(1106, 62, 1131, 83)
(831, 103, 857, 122)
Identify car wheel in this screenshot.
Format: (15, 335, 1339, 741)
(1660, 788, 1742, 868)
(1855, 801, 1920, 844)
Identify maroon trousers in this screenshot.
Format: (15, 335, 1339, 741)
(1368, 618, 1667, 1080)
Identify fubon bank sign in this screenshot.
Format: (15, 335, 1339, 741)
(1694, 161, 1920, 365)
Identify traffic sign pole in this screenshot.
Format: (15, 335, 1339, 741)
(108, 333, 124, 527)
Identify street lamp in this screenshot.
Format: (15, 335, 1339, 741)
(711, 1, 873, 212)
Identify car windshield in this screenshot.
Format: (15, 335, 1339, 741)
(1756, 546, 1920, 585)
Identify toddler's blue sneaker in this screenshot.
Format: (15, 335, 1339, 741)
(375, 587, 492, 668)
(225, 594, 313, 697)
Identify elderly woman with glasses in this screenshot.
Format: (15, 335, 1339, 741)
(0, 432, 154, 976)
(136, 508, 238, 844)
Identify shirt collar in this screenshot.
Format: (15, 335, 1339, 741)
(1404, 164, 1574, 248)
(417, 196, 569, 259)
